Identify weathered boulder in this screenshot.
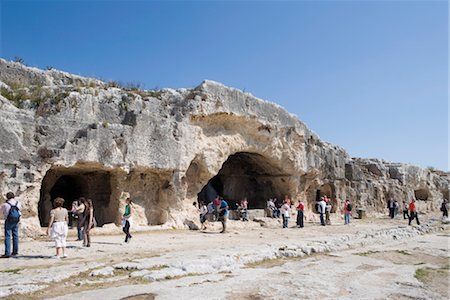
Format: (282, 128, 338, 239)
(0, 59, 448, 237)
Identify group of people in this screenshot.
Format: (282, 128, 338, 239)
(70, 197, 95, 247)
(387, 198, 421, 225)
(197, 196, 229, 233)
(1, 192, 134, 259)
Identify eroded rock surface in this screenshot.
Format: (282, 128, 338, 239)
(0, 59, 448, 235)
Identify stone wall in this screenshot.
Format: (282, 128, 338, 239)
(0, 59, 448, 236)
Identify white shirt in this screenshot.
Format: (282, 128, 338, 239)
(280, 203, 290, 217)
(319, 200, 326, 214)
(199, 205, 207, 215)
(0, 198, 22, 219)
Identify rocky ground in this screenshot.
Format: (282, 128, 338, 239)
(0, 215, 448, 300)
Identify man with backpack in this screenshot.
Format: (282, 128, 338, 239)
(1, 192, 22, 258)
(344, 199, 352, 225)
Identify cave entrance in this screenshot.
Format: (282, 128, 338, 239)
(39, 168, 114, 227)
(305, 183, 337, 213)
(414, 188, 430, 201)
(197, 152, 292, 209)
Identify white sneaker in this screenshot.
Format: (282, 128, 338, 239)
(62, 254, 68, 258)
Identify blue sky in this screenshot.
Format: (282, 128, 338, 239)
(1, 0, 448, 171)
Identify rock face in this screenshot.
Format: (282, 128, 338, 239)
(0, 59, 448, 235)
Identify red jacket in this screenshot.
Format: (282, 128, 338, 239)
(296, 202, 304, 211)
(409, 202, 416, 212)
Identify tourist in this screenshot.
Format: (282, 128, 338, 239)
(402, 200, 409, 220)
(216, 197, 229, 233)
(266, 198, 275, 218)
(386, 199, 392, 217)
(408, 199, 420, 225)
(213, 196, 221, 220)
(46, 197, 69, 258)
(75, 197, 86, 241)
(440, 199, 448, 218)
(296, 200, 305, 228)
(325, 198, 332, 225)
(69, 200, 79, 229)
(82, 198, 94, 247)
(280, 200, 290, 228)
(318, 197, 326, 226)
(284, 195, 292, 207)
(344, 199, 352, 225)
(239, 198, 249, 221)
(122, 198, 133, 243)
(1, 192, 22, 258)
(274, 198, 281, 218)
(389, 199, 395, 219)
(199, 201, 208, 230)
(393, 200, 399, 218)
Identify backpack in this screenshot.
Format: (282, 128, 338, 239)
(347, 203, 352, 211)
(6, 202, 21, 223)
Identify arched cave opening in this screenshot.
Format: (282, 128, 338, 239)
(39, 168, 114, 227)
(305, 183, 337, 213)
(197, 152, 292, 209)
(414, 188, 430, 201)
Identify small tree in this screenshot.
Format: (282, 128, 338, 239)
(13, 56, 25, 64)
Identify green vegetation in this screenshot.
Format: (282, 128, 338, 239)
(0, 269, 21, 274)
(355, 250, 380, 257)
(395, 250, 411, 256)
(414, 267, 430, 281)
(147, 264, 168, 271)
(162, 272, 203, 281)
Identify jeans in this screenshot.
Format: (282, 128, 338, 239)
(241, 209, 248, 221)
(77, 226, 84, 240)
(4, 221, 19, 256)
(123, 220, 131, 242)
(344, 213, 350, 225)
(389, 208, 395, 219)
(296, 211, 304, 227)
(273, 209, 280, 218)
(282, 215, 289, 228)
(320, 213, 325, 226)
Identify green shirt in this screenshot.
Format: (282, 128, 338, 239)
(123, 204, 131, 217)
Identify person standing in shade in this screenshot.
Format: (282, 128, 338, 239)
(389, 199, 395, 219)
(47, 197, 69, 258)
(217, 197, 229, 233)
(280, 200, 290, 228)
(325, 198, 332, 225)
(319, 197, 326, 226)
(75, 197, 86, 241)
(199, 201, 208, 230)
(82, 199, 94, 247)
(296, 200, 305, 228)
(343, 199, 352, 225)
(402, 200, 409, 220)
(1, 192, 22, 258)
(440, 199, 448, 218)
(408, 199, 420, 225)
(239, 198, 249, 221)
(122, 198, 133, 243)
(393, 200, 399, 218)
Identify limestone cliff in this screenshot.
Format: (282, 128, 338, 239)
(0, 59, 448, 236)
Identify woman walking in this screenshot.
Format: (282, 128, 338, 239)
(47, 197, 69, 258)
(122, 198, 133, 243)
